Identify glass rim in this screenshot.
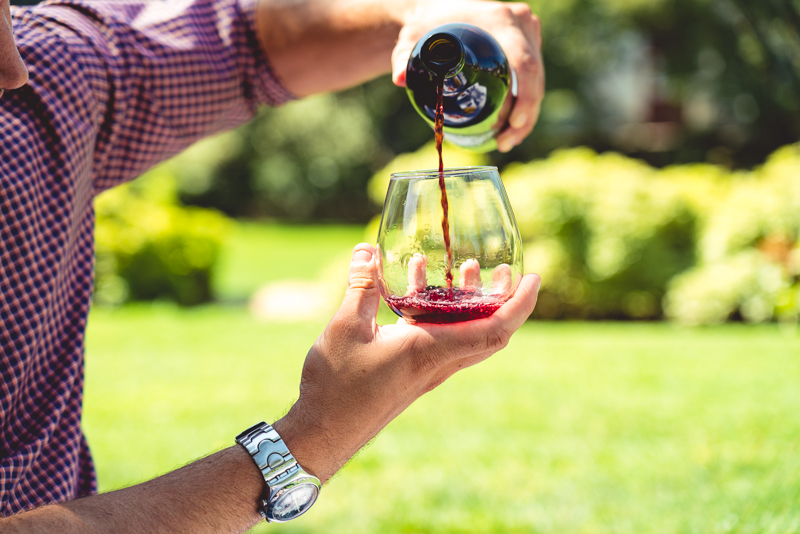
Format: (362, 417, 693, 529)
(389, 166, 498, 180)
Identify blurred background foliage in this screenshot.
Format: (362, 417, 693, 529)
(167, 0, 800, 223)
(90, 0, 800, 325)
(502, 144, 800, 325)
(94, 168, 230, 307)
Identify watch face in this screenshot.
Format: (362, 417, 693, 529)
(271, 483, 319, 521)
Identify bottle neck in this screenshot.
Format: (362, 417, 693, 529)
(419, 32, 465, 78)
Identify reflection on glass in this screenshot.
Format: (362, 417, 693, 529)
(377, 166, 524, 324)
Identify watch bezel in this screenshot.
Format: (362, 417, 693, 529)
(265, 476, 321, 523)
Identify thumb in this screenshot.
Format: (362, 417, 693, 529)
(334, 243, 381, 335)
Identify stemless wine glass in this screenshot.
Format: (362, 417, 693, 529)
(377, 166, 523, 324)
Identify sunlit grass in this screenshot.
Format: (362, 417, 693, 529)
(212, 222, 366, 301)
(84, 309, 800, 534)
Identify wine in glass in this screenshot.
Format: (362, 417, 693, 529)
(377, 166, 523, 324)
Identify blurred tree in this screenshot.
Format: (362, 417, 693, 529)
(176, 84, 430, 222)
(513, 0, 800, 170)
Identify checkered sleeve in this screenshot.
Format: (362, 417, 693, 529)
(22, 0, 295, 192)
(0, 0, 294, 514)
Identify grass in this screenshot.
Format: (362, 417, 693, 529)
(212, 222, 367, 301)
(82, 224, 800, 533)
(83, 314, 800, 533)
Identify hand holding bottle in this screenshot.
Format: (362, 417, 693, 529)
(257, 0, 542, 151)
(392, 1, 544, 152)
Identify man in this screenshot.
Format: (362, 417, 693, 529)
(0, 0, 543, 530)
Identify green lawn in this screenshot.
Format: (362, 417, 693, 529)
(212, 222, 367, 301)
(83, 223, 800, 533)
(84, 308, 800, 534)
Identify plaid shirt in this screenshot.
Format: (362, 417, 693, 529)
(1, 0, 291, 515)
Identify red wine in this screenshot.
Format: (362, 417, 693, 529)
(434, 77, 454, 289)
(385, 287, 503, 324)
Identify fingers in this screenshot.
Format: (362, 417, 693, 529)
(489, 273, 542, 333)
(406, 253, 428, 296)
(459, 259, 481, 289)
(332, 244, 382, 338)
(391, 25, 419, 87)
(391, 1, 544, 152)
(392, 0, 545, 130)
(391, 47, 410, 86)
(492, 264, 512, 295)
(409, 273, 542, 365)
(495, 5, 544, 152)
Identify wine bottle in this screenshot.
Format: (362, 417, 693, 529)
(406, 23, 517, 153)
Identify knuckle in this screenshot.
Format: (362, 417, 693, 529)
(517, 51, 539, 73)
(348, 274, 377, 291)
(484, 327, 510, 352)
(496, 4, 515, 23)
(510, 3, 533, 18)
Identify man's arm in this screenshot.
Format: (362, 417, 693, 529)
(2, 447, 265, 534)
(257, 0, 544, 152)
(1, 244, 540, 533)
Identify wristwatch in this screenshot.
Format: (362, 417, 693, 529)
(235, 421, 321, 523)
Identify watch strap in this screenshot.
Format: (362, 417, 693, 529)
(235, 421, 320, 522)
(237, 422, 299, 484)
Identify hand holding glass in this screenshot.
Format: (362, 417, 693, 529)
(377, 167, 523, 324)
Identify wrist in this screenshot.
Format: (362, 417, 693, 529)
(272, 410, 331, 484)
(226, 445, 271, 516)
(272, 404, 355, 485)
(236, 422, 323, 523)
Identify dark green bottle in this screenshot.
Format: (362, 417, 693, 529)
(406, 23, 516, 152)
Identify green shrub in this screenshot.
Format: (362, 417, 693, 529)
(503, 148, 698, 320)
(173, 90, 395, 222)
(663, 251, 788, 325)
(664, 144, 800, 325)
(94, 168, 230, 306)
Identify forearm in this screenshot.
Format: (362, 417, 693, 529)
(2, 447, 264, 534)
(256, 0, 417, 96)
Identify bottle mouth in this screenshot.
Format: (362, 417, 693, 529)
(420, 32, 465, 78)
